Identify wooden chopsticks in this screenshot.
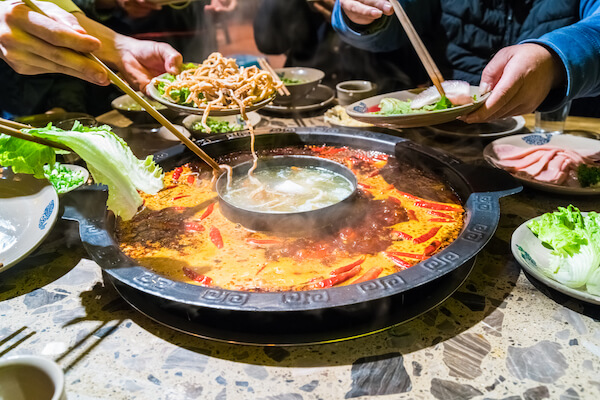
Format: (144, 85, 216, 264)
(257, 57, 291, 97)
(22, 0, 222, 173)
(388, 0, 445, 97)
(0, 117, 71, 151)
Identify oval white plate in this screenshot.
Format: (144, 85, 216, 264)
(512, 213, 600, 305)
(182, 112, 261, 135)
(345, 86, 489, 128)
(425, 115, 525, 138)
(0, 171, 59, 273)
(147, 73, 275, 116)
(483, 133, 600, 195)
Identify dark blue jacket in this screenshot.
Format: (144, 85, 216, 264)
(332, 0, 600, 111)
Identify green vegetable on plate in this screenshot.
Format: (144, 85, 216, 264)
(43, 162, 85, 194)
(577, 164, 600, 188)
(376, 95, 454, 115)
(527, 205, 600, 295)
(192, 118, 244, 134)
(0, 121, 164, 221)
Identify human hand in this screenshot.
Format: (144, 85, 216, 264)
(205, 0, 236, 13)
(112, 36, 182, 91)
(0, 0, 108, 84)
(116, 0, 161, 19)
(339, 0, 393, 25)
(463, 44, 564, 123)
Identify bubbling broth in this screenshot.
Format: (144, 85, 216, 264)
(117, 145, 465, 292)
(222, 165, 354, 213)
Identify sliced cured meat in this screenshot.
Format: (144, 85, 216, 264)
(521, 149, 560, 177)
(495, 149, 548, 171)
(493, 144, 559, 160)
(535, 154, 570, 183)
(411, 80, 472, 109)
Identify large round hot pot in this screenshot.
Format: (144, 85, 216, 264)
(62, 126, 521, 345)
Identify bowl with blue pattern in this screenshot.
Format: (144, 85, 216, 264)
(0, 169, 59, 273)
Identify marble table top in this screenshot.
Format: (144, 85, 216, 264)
(1, 109, 599, 400)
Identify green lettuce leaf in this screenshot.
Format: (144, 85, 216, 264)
(0, 133, 56, 178)
(27, 121, 164, 220)
(377, 95, 453, 115)
(528, 205, 600, 290)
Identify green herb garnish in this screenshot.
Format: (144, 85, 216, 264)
(43, 162, 85, 194)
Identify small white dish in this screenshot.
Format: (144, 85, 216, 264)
(0, 355, 66, 400)
(511, 213, 600, 305)
(0, 170, 59, 273)
(483, 133, 600, 195)
(425, 115, 526, 137)
(182, 112, 261, 135)
(48, 164, 89, 195)
(345, 86, 489, 128)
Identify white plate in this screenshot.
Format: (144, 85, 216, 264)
(182, 112, 261, 135)
(0, 171, 59, 273)
(483, 133, 600, 195)
(262, 84, 335, 114)
(425, 115, 525, 137)
(147, 73, 275, 116)
(345, 86, 490, 128)
(512, 213, 600, 305)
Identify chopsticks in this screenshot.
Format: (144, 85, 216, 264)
(257, 57, 291, 97)
(388, 0, 445, 97)
(22, 0, 222, 173)
(0, 117, 71, 151)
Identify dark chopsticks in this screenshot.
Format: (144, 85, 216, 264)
(388, 0, 446, 97)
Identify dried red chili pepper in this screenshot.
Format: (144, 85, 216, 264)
(385, 251, 422, 259)
(386, 254, 411, 269)
(314, 265, 362, 288)
(423, 240, 442, 256)
(413, 226, 442, 244)
(330, 256, 366, 276)
(210, 226, 224, 248)
(395, 190, 419, 200)
(201, 203, 214, 220)
(182, 267, 213, 285)
(373, 154, 389, 161)
(162, 185, 177, 191)
(321, 147, 347, 155)
(184, 221, 204, 232)
(407, 209, 418, 221)
(367, 170, 380, 178)
(173, 195, 190, 201)
(172, 167, 183, 181)
(352, 266, 383, 284)
(245, 238, 281, 247)
(413, 200, 462, 212)
(187, 175, 195, 184)
(427, 210, 453, 218)
(358, 183, 373, 190)
(391, 231, 413, 241)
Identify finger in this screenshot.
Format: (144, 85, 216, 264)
(463, 72, 522, 123)
(21, 10, 101, 53)
(155, 43, 182, 74)
(478, 48, 513, 94)
(8, 50, 109, 85)
(342, 0, 385, 19)
(6, 31, 108, 84)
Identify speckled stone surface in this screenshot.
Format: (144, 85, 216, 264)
(1, 112, 599, 399)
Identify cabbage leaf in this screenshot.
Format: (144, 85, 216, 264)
(0, 133, 56, 178)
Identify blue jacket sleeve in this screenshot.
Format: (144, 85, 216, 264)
(522, 0, 600, 109)
(331, 0, 432, 52)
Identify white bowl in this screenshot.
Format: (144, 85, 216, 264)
(0, 355, 66, 400)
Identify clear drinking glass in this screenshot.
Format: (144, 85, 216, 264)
(533, 101, 571, 135)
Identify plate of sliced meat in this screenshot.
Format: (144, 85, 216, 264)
(483, 133, 600, 195)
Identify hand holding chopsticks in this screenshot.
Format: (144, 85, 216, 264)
(17, 0, 222, 173)
(387, 0, 445, 97)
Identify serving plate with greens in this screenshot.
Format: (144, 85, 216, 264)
(147, 73, 275, 116)
(345, 86, 489, 128)
(512, 206, 600, 305)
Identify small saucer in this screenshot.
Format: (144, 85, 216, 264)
(262, 84, 335, 114)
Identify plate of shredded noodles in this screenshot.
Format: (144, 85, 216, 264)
(148, 53, 280, 131)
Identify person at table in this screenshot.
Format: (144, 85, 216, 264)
(0, 0, 182, 116)
(254, 0, 423, 92)
(332, 0, 600, 122)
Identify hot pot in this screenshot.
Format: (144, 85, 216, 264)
(62, 126, 521, 345)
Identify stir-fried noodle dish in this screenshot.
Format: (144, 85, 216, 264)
(152, 52, 281, 132)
